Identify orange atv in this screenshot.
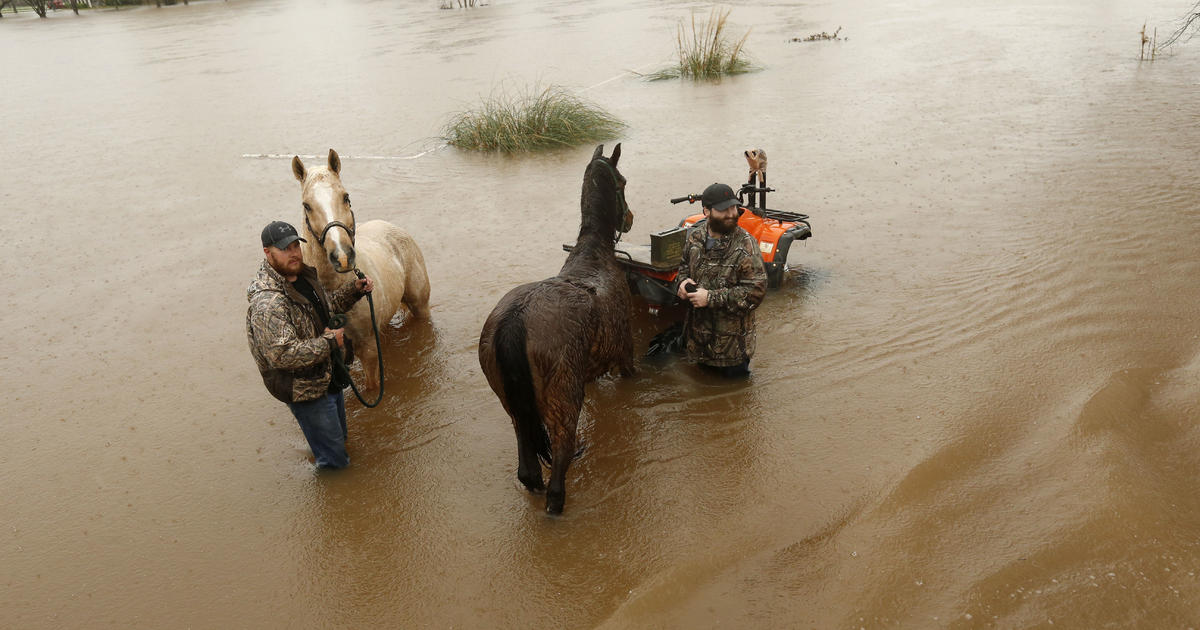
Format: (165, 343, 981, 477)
(608, 179, 812, 309)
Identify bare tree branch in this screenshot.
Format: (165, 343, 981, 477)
(25, 0, 47, 18)
(1158, 0, 1200, 50)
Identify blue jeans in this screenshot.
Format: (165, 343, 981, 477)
(287, 390, 349, 469)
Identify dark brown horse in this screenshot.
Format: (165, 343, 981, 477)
(478, 144, 635, 515)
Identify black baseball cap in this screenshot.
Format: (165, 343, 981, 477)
(261, 221, 307, 249)
(701, 183, 739, 211)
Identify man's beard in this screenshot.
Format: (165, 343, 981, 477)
(708, 215, 738, 235)
(268, 251, 303, 277)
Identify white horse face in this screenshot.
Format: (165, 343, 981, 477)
(292, 150, 357, 273)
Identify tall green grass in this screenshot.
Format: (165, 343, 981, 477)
(442, 86, 626, 153)
(647, 8, 756, 81)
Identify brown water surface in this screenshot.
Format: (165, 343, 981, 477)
(4, 0, 1200, 627)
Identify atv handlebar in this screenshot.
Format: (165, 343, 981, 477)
(672, 185, 775, 205)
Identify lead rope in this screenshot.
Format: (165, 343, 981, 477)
(329, 268, 384, 408)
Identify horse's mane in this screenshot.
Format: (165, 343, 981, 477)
(575, 155, 623, 248)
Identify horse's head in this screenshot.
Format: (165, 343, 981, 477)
(584, 143, 633, 238)
(292, 149, 358, 273)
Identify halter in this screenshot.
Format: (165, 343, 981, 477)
(592, 159, 632, 240)
(304, 209, 356, 247)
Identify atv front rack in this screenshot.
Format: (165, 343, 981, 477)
(755, 208, 809, 224)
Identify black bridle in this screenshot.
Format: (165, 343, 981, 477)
(592, 159, 632, 240)
(304, 208, 356, 247)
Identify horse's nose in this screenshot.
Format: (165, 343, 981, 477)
(329, 248, 356, 271)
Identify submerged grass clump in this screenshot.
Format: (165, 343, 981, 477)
(646, 7, 756, 81)
(442, 86, 626, 153)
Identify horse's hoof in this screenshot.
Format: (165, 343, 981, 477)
(518, 477, 546, 494)
(545, 494, 565, 515)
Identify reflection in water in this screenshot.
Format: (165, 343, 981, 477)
(5, 0, 1200, 627)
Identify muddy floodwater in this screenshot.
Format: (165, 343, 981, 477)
(5, 0, 1200, 626)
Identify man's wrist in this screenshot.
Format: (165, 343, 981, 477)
(706, 288, 721, 307)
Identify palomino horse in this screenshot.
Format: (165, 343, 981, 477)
(292, 149, 432, 391)
(478, 144, 635, 515)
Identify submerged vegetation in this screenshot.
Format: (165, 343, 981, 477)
(1142, 22, 1159, 60)
(442, 86, 625, 153)
(646, 8, 756, 81)
(792, 26, 844, 42)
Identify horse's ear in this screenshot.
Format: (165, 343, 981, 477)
(292, 156, 306, 183)
(328, 149, 341, 175)
(610, 143, 621, 167)
(591, 144, 604, 161)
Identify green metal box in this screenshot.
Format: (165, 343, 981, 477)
(651, 226, 687, 266)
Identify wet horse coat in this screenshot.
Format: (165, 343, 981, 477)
(478, 144, 635, 515)
(292, 149, 432, 392)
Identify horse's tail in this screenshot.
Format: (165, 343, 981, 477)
(494, 308, 552, 466)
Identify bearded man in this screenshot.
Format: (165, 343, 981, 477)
(246, 221, 373, 469)
(673, 183, 767, 378)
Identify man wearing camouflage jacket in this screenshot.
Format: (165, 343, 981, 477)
(247, 221, 372, 469)
(674, 183, 767, 377)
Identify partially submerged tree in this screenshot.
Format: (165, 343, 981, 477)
(25, 0, 47, 17)
(1146, 1, 1200, 57)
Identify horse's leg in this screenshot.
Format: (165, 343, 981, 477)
(403, 252, 433, 320)
(618, 320, 636, 378)
(544, 395, 583, 515)
(545, 423, 577, 515)
(407, 299, 432, 321)
(608, 298, 636, 378)
(358, 330, 380, 392)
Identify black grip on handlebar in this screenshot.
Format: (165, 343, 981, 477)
(670, 196, 693, 204)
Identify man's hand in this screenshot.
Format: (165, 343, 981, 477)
(355, 275, 374, 294)
(687, 287, 710, 308)
(677, 279, 697, 300)
(324, 327, 345, 348)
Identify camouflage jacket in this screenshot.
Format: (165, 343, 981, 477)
(674, 226, 767, 366)
(246, 260, 362, 403)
